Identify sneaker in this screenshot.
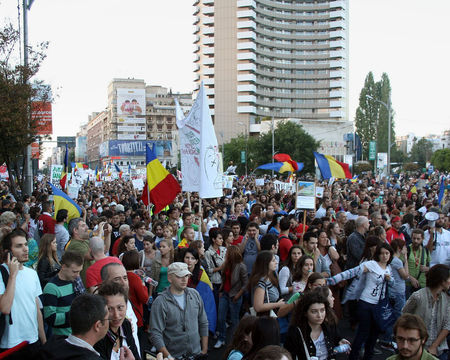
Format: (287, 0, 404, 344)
(379, 341, 397, 352)
(214, 340, 225, 349)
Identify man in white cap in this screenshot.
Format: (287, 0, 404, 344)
(149, 262, 208, 360)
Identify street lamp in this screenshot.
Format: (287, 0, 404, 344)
(366, 94, 392, 175)
(238, 122, 248, 176)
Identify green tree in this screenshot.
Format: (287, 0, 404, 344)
(223, 121, 319, 176)
(431, 148, 450, 172)
(0, 22, 50, 197)
(376, 73, 396, 155)
(409, 138, 433, 168)
(354, 72, 378, 159)
(252, 121, 319, 174)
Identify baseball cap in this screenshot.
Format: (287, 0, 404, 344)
(167, 262, 192, 277)
(110, 201, 117, 206)
(116, 204, 125, 212)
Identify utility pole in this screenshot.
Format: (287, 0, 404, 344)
(23, 0, 35, 195)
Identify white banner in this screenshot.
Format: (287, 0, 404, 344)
(117, 134, 146, 140)
(118, 125, 146, 132)
(176, 83, 223, 198)
(67, 185, 79, 200)
(255, 178, 265, 186)
(273, 180, 296, 193)
(222, 176, 234, 189)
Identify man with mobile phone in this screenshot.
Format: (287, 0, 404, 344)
(0, 229, 46, 357)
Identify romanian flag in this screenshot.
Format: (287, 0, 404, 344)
(273, 153, 299, 172)
(141, 144, 181, 213)
(438, 177, 445, 205)
(407, 185, 417, 199)
(59, 143, 68, 190)
(256, 162, 304, 173)
(48, 182, 82, 222)
(95, 166, 101, 181)
(195, 269, 217, 333)
(350, 175, 358, 183)
(71, 162, 88, 169)
(114, 163, 123, 179)
(313, 152, 352, 179)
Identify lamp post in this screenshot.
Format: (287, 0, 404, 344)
(366, 94, 392, 175)
(238, 122, 248, 177)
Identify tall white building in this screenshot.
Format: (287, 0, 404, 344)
(194, 0, 349, 144)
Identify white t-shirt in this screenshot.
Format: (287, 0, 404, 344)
(312, 331, 328, 360)
(0, 264, 42, 349)
(359, 260, 392, 305)
(423, 229, 450, 267)
(204, 218, 219, 234)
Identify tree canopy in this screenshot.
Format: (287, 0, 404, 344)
(409, 138, 433, 169)
(223, 121, 319, 175)
(431, 148, 450, 172)
(0, 22, 50, 197)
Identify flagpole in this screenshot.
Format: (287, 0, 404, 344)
(187, 192, 191, 212)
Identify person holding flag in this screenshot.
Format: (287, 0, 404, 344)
(141, 144, 181, 214)
(114, 163, 123, 179)
(59, 144, 68, 190)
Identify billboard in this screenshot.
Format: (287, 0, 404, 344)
(118, 117, 146, 125)
(32, 101, 52, 135)
(117, 88, 146, 116)
(117, 125, 146, 132)
(100, 140, 172, 158)
(117, 134, 146, 140)
(31, 142, 40, 159)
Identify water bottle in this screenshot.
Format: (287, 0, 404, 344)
(143, 276, 159, 287)
(287, 292, 301, 304)
(333, 344, 350, 353)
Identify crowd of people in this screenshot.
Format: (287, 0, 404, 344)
(0, 171, 449, 360)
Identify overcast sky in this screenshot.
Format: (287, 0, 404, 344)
(2, 0, 449, 142)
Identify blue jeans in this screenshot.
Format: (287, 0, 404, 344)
(217, 292, 242, 342)
(349, 300, 381, 360)
(381, 292, 406, 343)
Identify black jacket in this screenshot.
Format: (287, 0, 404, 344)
(94, 319, 141, 360)
(284, 323, 340, 360)
(38, 335, 102, 360)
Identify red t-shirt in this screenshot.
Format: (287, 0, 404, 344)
(38, 213, 56, 236)
(85, 256, 122, 288)
(278, 235, 293, 262)
(127, 271, 149, 328)
(111, 238, 122, 257)
(231, 235, 244, 246)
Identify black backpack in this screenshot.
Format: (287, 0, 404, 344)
(0, 266, 13, 340)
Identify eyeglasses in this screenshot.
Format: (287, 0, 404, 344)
(395, 336, 421, 344)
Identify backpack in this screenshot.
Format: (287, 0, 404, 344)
(0, 266, 13, 340)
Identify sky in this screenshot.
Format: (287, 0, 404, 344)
(1, 0, 449, 145)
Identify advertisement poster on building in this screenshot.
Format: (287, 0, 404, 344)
(31, 101, 52, 135)
(117, 88, 146, 115)
(118, 117, 146, 125)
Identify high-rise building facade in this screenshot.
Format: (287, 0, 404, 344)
(194, 0, 349, 144)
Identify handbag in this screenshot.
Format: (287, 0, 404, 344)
(296, 326, 312, 360)
(372, 280, 396, 332)
(249, 284, 277, 318)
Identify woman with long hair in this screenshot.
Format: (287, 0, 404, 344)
(243, 317, 280, 360)
(222, 227, 235, 248)
(284, 290, 350, 360)
(223, 316, 257, 360)
(37, 233, 61, 288)
(182, 247, 217, 335)
(279, 245, 303, 299)
(118, 235, 136, 259)
(249, 251, 285, 316)
(205, 227, 227, 307)
(317, 230, 339, 271)
(149, 238, 173, 296)
(215, 246, 248, 349)
(138, 235, 156, 278)
(327, 243, 395, 360)
(305, 272, 326, 291)
(291, 255, 315, 294)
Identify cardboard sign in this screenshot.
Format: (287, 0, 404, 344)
(132, 178, 145, 190)
(255, 178, 265, 186)
(296, 181, 316, 210)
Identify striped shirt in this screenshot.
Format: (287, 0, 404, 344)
(43, 275, 78, 335)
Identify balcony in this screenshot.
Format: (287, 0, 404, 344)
(249, 123, 261, 133)
(237, 73, 256, 82)
(237, 84, 256, 92)
(203, 0, 214, 4)
(203, 46, 214, 55)
(329, 20, 346, 29)
(203, 16, 214, 25)
(237, 0, 255, 8)
(237, 10, 256, 18)
(237, 20, 256, 29)
(237, 41, 256, 51)
(203, 6, 214, 15)
(202, 36, 215, 45)
(237, 51, 256, 61)
(203, 26, 215, 35)
(238, 95, 256, 103)
(237, 62, 256, 71)
(202, 56, 215, 65)
(330, 0, 346, 10)
(237, 31, 256, 40)
(238, 106, 256, 113)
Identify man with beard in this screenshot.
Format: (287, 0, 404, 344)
(423, 210, 450, 267)
(406, 229, 430, 295)
(387, 314, 438, 360)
